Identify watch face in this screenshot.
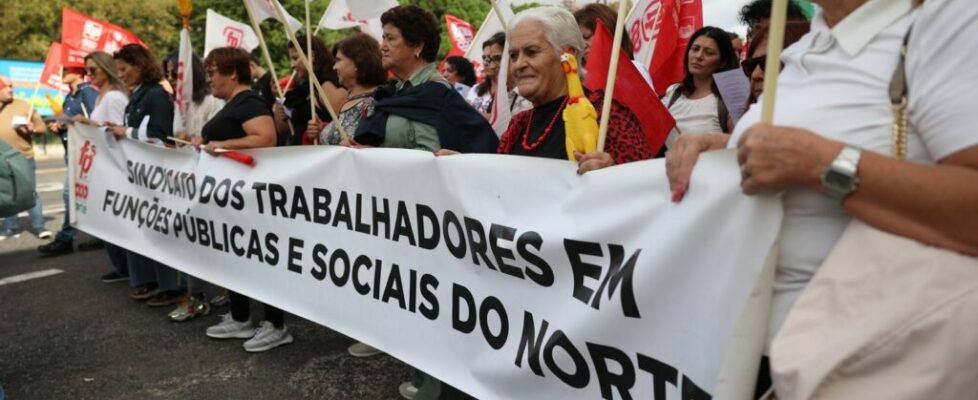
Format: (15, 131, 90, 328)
(825, 170, 854, 189)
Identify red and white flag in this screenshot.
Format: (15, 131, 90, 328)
(445, 15, 476, 57)
(174, 28, 194, 135)
(61, 8, 145, 56)
(244, 0, 302, 33)
(205, 9, 260, 56)
(39, 42, 69, 93)
(317, 0, 383, 41)
(627, 0, 702, 94)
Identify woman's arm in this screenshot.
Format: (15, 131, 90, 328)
(737, 123, 978, 255)
(206, 115, 276, 152)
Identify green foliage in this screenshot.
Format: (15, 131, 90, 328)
(0, 0, 508, 77)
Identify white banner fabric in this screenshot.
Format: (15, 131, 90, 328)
(205, 9, 261, 56)
(69, 124, 782, 400)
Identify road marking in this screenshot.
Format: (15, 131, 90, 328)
(37, 183, 65, 193)
(0, 269, 65, 287)
(15, 207, 65, 217)
(37, 168, 67, 174)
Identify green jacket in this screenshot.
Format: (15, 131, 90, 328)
(381, 63, 442, 151)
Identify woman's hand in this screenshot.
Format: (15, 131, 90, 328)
(104, 123, 128, 139)
(339, 136, 373, 149)
(575, 151, 614, 175)
(434, 149, 460, 157)
(665, 133, 730, 202)
(202, 140, 225, 156)
(190, 136, 204, 149)
(305, 120, 323, 143)
(736, 123, 842, 195)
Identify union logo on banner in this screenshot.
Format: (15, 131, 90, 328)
(341, 12, 368, 25)
(81, 20, 103, 51)
(75, 139, 97, 213)
(630, 0, 662, 54)
(224, 26, 244, 48)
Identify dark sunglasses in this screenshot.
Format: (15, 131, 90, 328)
(86, 67, 98, 75)
(741, 55, 785, 76)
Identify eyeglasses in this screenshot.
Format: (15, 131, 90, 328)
(741, 55, 770, 76)
(482, 55, 502, 65)
(86, 67, 98, 76)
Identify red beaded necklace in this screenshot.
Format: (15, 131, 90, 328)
(521, 96, 569, 152)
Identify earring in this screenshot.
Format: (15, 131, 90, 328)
(414, 53, 420, 59)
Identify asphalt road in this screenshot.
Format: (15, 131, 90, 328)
(0, 148, 412, 400)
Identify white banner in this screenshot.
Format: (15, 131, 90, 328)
(205, 9, 261, 56)
(69, 124, 782, 399)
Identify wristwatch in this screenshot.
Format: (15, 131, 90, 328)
(821, 145, 862, 201)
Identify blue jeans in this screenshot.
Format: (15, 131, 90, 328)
(2, 158, 44, 232)
(54, 170, 76, 242)
(126, 251, 181, 291)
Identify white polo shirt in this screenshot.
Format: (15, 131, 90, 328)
(730, 0, 978, 346)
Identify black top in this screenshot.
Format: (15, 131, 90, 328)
(509, 96, 567, 160)
(252, 71, 276, 110)
(283, 76, 336, 146)
(125, 83, 173, 142)
(201, 90, 271, 143)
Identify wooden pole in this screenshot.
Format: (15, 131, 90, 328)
(490, 0, 508, 31)
(760, 0, 788, 123)
(243, 0, 285, 98)
(269, 1, 347, 140)
(596, 0, 629, 152)
(305, 0, 318, 142)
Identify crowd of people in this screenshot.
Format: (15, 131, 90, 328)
(2, 0, 976, 398)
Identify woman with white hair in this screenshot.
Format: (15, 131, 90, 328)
(496, 6, 652, 172)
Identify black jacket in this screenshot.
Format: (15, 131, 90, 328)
(125, 83, 173, 141)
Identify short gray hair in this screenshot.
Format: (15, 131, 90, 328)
(509, 7, 586, 56)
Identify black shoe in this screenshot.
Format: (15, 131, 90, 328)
(100, 271, 130, 283)
(78, 238, 104, 251)
(37, 239, 73, 257)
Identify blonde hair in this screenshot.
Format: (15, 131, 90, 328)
(85, 51, 129, 96)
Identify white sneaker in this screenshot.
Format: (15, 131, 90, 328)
(398, 382, 418, 399)
(348, 341, 383, 357)
(243, 321, 293, 352)
(35, 230, 53, 240)
(205, 312, 255, 339)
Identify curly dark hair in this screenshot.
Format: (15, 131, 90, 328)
(679, 26, 739, 96)
(739, 0, 808, 36)
(204, 47, 253, 85)
(573, 3, 634, 57)
(113, 44, 163, 86)
(444, 56, 476, 87)
(380, 5, 441, 63)
(334, 33, 388, 87)
(290, 35, 339, 86)
(164, 50, 210, 103)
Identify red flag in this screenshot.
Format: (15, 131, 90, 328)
(39, 43, 69, 93)
(61, 44, 88, 69)
(585, 20, 675, 155)
(647, 0, 683, 93)
(445, 14, 475, 58)
(61, 8, 145, 56)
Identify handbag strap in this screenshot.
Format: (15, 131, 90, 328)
(888, 25, 914, 160)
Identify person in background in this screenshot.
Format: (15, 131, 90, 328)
(106, 44, 184, 308)
(196, 47, 284, 352)
(315, 33, 387, 146)
(68, 51, 132, 284)
(164, 52, 225, 141)
(440, 56, 476, 98)
(742, 22, 810, 106)
(249, 53, 275, 110)
(35, 66, 97, 255)
(0, 75, 49, 241)
(573, 3, 654, 90)
(274, 35, 347, 146)
(728, 31, 745, 59)
(465, 32, 504, 119)
(739, 0, 809, 41)
(662, 26, 739, 149)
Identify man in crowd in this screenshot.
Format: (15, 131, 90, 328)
(37, 67, 98, 256)
(0, 75, 50, 240)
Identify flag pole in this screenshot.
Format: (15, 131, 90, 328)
(305, 0, 319, 145)
(269, 2, 348, 140)
(243, 0, 286, 98)
(490, 0, 508, 30)
(596, 0, 629, 152)
(760, 0, 788, 123)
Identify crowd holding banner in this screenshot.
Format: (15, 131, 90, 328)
(3, 0, 978, 399)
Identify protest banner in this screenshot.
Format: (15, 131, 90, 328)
(69, 123, 782, 399)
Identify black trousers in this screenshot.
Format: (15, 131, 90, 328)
(229, 291, 284, 328)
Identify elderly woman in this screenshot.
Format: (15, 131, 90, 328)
(193, 47, 284, 352)
(351, 5, 496, 154)
(667, 0, 978, 394)
(663, 26, 739, 149)
(105, 44, 186, 307)
(315, 33, 387, 146)
(498, 7, 652, 172)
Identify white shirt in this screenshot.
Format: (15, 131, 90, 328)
(730, 0, 978, 346)
(663, 83, 723, 149)
(89, 90, 128, 126)
(173, 94, 225, 137)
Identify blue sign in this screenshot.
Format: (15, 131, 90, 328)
(0, 59, 65, 117)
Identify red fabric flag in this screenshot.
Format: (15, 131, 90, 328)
(61, 44, 88, 69)
(445, 15, 475, 58)
(61, 8, 145, 56)
(39, 42, 69, 92)
(648, 0, 683, 93)
(585, 20, 675, 155)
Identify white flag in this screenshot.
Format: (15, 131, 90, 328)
(244, 0, 302, 33)
(465, 1, 514, 81)
(174, 28, 194, 135)
(205, 9, 260, 56)
(626, 0, 662, 68)
(347, 0, 398, 20)
(489, 38, 511, 137)
(317, 0, 384, 41)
